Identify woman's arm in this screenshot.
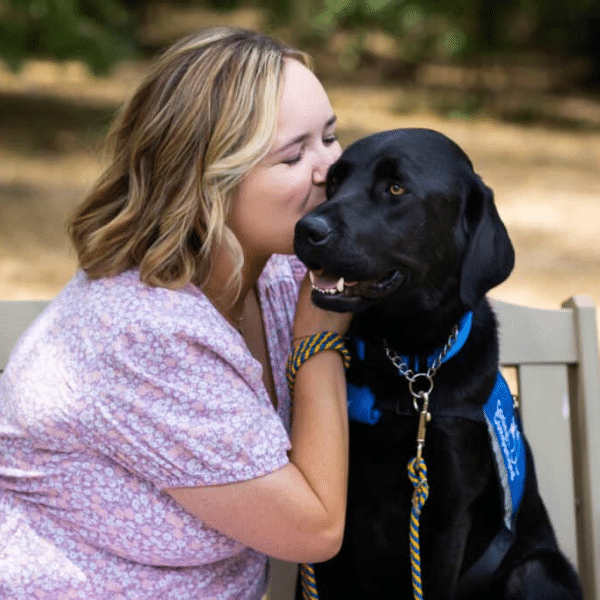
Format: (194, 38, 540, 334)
(166, 274, 352, 563)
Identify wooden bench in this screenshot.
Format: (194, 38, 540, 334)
(1, 296, 599, 599)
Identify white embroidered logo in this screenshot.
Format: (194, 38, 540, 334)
(493, 400, 522, 481)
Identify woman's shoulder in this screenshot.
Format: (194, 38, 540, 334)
(68, 268, 207, 314)
(52, 269, 232, 351)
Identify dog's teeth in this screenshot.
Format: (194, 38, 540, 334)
(336, 277, 345, 293)
(309, 271, 315, 285)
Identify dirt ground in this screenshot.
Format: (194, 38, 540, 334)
(1, 60, 600, 335)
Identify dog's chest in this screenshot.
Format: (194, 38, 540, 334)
(344, 334, 491, 490)
(343, 329, 527, 557)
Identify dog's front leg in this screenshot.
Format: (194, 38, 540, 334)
(421, 422, 497, 600)
(423, 508, 473, 600)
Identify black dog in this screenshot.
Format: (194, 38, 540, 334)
(293, 129, 583, 600)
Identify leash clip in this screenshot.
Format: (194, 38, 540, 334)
(408, 373, 434, 410)
(414, 390, 431, 460)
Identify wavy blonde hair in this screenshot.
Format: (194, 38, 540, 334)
(69, 28, 310, 302)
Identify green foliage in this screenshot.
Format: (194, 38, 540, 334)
(0, 0, 137, 72)
(264, 0, 600, 64)
(1, 0, 598, 74)
(274, 0, 474, 62)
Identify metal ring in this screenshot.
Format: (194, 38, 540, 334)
(408, 373, 434, 400)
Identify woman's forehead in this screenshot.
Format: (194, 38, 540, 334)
(274, 60, 335, 141)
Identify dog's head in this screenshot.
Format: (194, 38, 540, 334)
(294, 128, 514, 320)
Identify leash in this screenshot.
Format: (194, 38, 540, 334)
(385, 324, 461, 600)
(383, 312, 526, 599)
(407, 387, 431, 600)
(286, 331, 351, 600)
(407, 456, 428, 600)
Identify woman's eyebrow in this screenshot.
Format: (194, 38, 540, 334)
(271, 115, 338, 156)
(324, 115, 338, 130)
(272, 133, 309, 156)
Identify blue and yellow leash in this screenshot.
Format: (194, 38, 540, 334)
(298, 563, 319, 600)
(407, 387, 432, 600)
(385, 324, 464, 600)
(385, 325, 461, 600)
(286, 331, 351, 600)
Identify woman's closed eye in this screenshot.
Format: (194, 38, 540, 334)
(281, 132, 337, 166)
(282, 150, 304, 165)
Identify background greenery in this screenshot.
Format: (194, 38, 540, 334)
(1, 0, 599, 86)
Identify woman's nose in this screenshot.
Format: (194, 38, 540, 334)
(313, 142, 342, 185)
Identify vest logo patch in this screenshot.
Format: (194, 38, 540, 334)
(484, 372, 527, 529)
(492, 399, 522, 482)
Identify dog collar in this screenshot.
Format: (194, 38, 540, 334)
(346, 311, 472, 426)
(396, 310, 473, 372)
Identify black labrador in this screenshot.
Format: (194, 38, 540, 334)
(293, 129, 583, 600)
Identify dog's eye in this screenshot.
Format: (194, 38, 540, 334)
(389, 183, 405, 196)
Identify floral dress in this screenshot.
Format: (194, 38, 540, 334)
(0, 254, 305, 599)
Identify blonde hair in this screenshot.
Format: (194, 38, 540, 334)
(69, 27, 310, 302)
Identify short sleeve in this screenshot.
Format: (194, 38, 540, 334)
(73, 293, 291, 490)
(288, 254, 308, 287)
(257, 254, 307, 432)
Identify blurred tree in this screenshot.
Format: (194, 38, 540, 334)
(0, 0, 598, 84)
(0, 0, 138, 72)
(258, 0, 600, 85)
(258, 0, 596, 58)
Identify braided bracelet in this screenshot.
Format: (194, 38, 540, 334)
(286, 331, 351, 396)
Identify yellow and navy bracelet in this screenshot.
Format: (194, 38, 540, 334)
(286, 331, 351, 396)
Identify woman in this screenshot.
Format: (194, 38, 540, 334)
(0, 28, 351, 599)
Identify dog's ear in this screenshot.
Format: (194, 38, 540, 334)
(460, 179, 515, 308)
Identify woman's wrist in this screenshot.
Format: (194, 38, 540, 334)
(286, 331, 351, 396)
(292, 333, 336, 348)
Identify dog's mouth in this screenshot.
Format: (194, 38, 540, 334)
(309, 269, 404, 300)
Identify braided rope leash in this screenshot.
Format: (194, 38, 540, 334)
(407, 455, 429, 600)
(385, 329, 464, 600)
(285, 331, 351, 600)
(286, 331, 351, 394)
(299, 563, 319, 600)
(406, 386, 432, 600)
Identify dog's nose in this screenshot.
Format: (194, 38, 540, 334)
(296, 215, 332, 246)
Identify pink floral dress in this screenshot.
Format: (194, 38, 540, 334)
(0, 254, 305, 599)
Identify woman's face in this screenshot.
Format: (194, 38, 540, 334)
(229, 59, 342, 259)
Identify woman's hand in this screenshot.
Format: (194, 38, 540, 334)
(292, 272, 353, 342)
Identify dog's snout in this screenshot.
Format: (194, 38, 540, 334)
(296, 215, 332, 246)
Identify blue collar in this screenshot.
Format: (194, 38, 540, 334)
(347, 312, 473, 426)
(397, 311, 473, 372)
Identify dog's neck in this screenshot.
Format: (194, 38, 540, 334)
(385, 311, 473, 373)
(355, 298, 473, 356)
